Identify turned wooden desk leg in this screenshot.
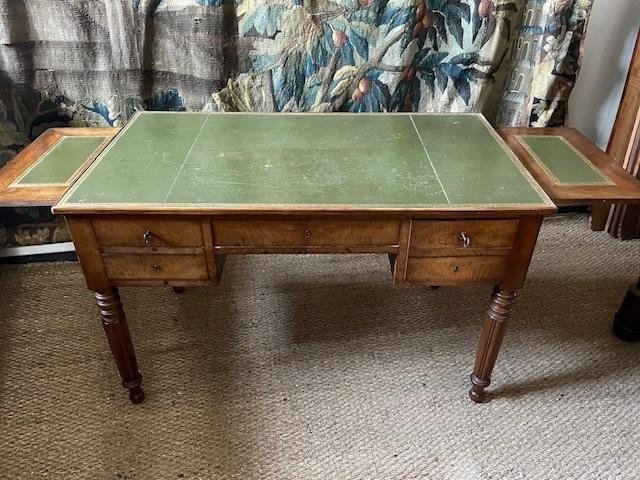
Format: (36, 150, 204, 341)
(94, 289, 145, 404)
(469, 289, 516, 403)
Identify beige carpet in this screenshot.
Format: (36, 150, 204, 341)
(1, 214, 639, 479)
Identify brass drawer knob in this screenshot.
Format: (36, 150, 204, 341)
(459, 232, 471, 248)
(304, 229, 312, 239)
(143, 230, 153, 246)
(152, 264, 161, 272)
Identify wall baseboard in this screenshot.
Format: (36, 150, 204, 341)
(0, 241, 75, 259)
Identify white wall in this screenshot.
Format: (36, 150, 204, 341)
(568, 0, 640, 150)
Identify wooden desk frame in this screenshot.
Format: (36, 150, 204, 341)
(62, 211, 546, 404)
(4, 121, 638, 406)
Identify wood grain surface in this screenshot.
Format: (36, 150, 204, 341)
(213, 219, 400, 247)
(404, 256, 508, 285)
(408, 219, 518, 256)
(102, 253, 209, 281)
(93, 217, 204, 248)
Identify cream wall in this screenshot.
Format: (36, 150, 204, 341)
(568, 0, 640, 150)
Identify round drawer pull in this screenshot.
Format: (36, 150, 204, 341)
(152, 264, 162, 272)
(459, 232, 471, 248)
(143, 230, 153, 246)
(304, 229, 312, 239)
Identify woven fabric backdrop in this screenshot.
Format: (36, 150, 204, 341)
(0, 0, 592, 247)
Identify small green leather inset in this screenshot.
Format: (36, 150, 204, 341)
(16, 136, 107, 185)
(64, 112, 551, 208)
(517, 135, 612, 185)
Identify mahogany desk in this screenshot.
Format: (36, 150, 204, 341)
(2, 113, 638, 404)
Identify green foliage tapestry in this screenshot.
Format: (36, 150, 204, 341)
(0, 0, 591, 247)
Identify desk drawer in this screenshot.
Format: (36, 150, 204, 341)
(405, 256, 507, 284)
(409, 220, 518, 256)
(93, 218, 203, 248)
(214, 219, 400, 246)
(102, 253, 208, 281)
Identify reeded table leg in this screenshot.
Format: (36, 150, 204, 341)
(95, 288, 144, 404)
(469, 289, 516, 403)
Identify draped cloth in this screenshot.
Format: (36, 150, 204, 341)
(0, 0, 592, 247)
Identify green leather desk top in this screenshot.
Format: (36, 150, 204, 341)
(54, 112, 555, 213)
(516, 135, 613, 186)
(14, 136, 108, 186)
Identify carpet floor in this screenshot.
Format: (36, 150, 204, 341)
(1, 214, 639, 479)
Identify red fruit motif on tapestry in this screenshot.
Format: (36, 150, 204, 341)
(478, 0, 494, 18)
